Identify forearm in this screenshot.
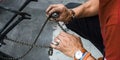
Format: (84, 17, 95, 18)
(72, 0, 99, 18)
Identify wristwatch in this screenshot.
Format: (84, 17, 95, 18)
(74, 50, 83, 60)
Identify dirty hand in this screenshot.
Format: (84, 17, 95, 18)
(46, 4, 73, 23)
(50, 31, 86, 57)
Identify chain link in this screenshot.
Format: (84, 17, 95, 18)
(0, 18, 66, 60)
(0, 37, 50, 60)
(5, 37, 50, 48)
(0, 16, 50, 60)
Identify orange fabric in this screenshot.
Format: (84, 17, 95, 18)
(99, 0, 120, 60)
(98, 57, 103, 60)
(83, 52, 91, 60)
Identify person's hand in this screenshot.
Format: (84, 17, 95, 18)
(46, 4, 73, 23)
(50, 31, 86, 58)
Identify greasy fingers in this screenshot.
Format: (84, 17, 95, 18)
(52, 31, 85, 57)
(50, 42, 60, 49)
(50, 43, 57, 49)
(46, 4, 57, 15)
(46, 4, 62, 16)
(46, 4, 72, 22)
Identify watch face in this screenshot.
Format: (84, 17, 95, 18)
(75, 50, 83, 59)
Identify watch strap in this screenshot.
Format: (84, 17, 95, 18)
(74, 52, 91, 60)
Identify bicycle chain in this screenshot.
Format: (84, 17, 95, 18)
(0, 17, 51, 60)
(4, 22, 67, 48)
(5, 37, 50, 48)
(0, 37, 50, 60)
(0, 20, 66, 60)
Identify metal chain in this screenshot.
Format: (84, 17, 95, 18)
(0, 1, 50, 59)
(0, 37, 50, 60)
(5, 37, 50, 48)
(0, 16, 50, 60)
(0, 22, 66, 60)
(0, 12, 66, 60)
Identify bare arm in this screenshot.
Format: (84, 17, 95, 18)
(46, 0, 99, 22)
(72, 0, 99, 18)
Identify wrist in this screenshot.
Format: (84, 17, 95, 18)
(74, 51, 91, 60)
(72, 4, 85, 18)
(74, 48, 88, 60)
(69, 9, 75, 19)
(65, 9, 75, 23)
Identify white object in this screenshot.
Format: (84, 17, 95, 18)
(75, 50, 83, 59)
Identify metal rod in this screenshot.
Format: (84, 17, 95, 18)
(0, 5, 21, 14)
(0, 0, 37, 34)
(57, 22, 67, 32)
(15, 14, 50, 60)
(0, 17, 25, 41)
(33, 16, 50, 44)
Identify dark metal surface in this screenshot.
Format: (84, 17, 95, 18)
(0, 5, 31, 43)
(0, 0, 37, 35)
